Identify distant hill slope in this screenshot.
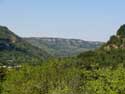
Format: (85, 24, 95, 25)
(0, 26, 49, 65)
(78, 24, 125, 66)
(25, 37, 103, 57)
(103, 24, 125, 50)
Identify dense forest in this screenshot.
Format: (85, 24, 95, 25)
(0, 25, 125, 94)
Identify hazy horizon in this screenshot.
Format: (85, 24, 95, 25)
(0, 0, 125, 41)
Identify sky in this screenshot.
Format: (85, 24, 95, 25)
(0, 0, 125, 41)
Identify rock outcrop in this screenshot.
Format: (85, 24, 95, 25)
(104, 24, 125, 50)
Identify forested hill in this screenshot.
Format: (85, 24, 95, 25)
(103, 24, 125, 50)
(78, 24, 125, 66)
(2, 25, 125, 94)
(0, 26, 49, 65)
(25, 37, 103, 57)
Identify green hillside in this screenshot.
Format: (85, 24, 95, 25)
(78, 24, 125, 66)
(103, 24, 125, 50)
(1, 25, 125, 94)
(0, 26, 49, 65)
(25, 37, 102, 57)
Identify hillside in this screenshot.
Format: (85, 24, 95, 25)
(2, 25, 125, 94)
(0, 26, 49, 65)
(103, 24, 125, 50)
(25, 37, 103, 57)
(78, 24, 125, 66)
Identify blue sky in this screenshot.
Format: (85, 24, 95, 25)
(0, 0, 125, 41)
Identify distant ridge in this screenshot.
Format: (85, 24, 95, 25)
(0, 26, 50, 65)
(25, 37, 103, 57)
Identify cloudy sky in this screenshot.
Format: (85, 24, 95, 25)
(0, 0, 125, 41)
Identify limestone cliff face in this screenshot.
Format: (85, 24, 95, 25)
(104, 25, 125, 50)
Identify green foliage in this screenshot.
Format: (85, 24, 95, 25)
(108, 36, 119, 45)
(78, 49, 125, 67)
(117, 24, 125, 36)
(1, 47, 125, 94)
(2, 59, 125, 94)
(83, 65, 125, 94)
(2, 59, 81, 94)
(0, 68, 6, 94)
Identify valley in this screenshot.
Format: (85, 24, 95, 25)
(0, 25, 125, 94)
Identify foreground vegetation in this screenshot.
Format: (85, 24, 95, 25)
(1, 57, 125, 94)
